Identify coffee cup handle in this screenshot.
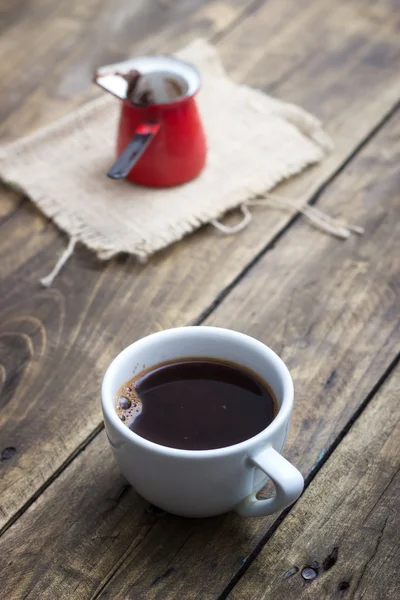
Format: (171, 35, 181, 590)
(235, 446, 304, 517)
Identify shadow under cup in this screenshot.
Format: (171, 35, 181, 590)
(101, 327, 295, 518)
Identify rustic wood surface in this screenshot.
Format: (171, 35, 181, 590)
(0, 0, 399, 598)
(228, 366, 400, 600)
(1, 79, 399, 599)
(1, 0, 400, 536)
(0, 0, 252, 140)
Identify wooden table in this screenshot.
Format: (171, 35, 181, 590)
(1, 1, 399, 598)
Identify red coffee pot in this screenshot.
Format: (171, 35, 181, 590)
(95, 56, 206, 188)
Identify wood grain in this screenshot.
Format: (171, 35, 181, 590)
(228, 367, 400, 600)
(1, 0, 400, 537)
(0, 0, 250, 140)
(0, 85, 398, 600)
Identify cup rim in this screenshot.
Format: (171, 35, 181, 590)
(101, 326, 294, 459)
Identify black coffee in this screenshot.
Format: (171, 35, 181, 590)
(115, 358, 277, 450)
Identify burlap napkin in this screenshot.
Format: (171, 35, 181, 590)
(0, 39, 337, 283)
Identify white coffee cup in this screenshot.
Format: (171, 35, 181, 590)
(101, 326, 304, 518)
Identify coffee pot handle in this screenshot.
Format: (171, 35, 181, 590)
(235, 446, 304, 517)
(107, 122, 160, 180)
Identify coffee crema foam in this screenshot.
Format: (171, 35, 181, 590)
(115, 381, 143, 427)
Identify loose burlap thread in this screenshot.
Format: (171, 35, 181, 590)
(0, 39, 362, 285)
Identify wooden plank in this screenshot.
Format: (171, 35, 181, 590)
(1, 0, 400, 534)
(0, 0, 249, 140)
(228, 367, 400, 600)
(0, 83, 398, 600)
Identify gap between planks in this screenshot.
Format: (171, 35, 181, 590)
(194, 98, 400, 326)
